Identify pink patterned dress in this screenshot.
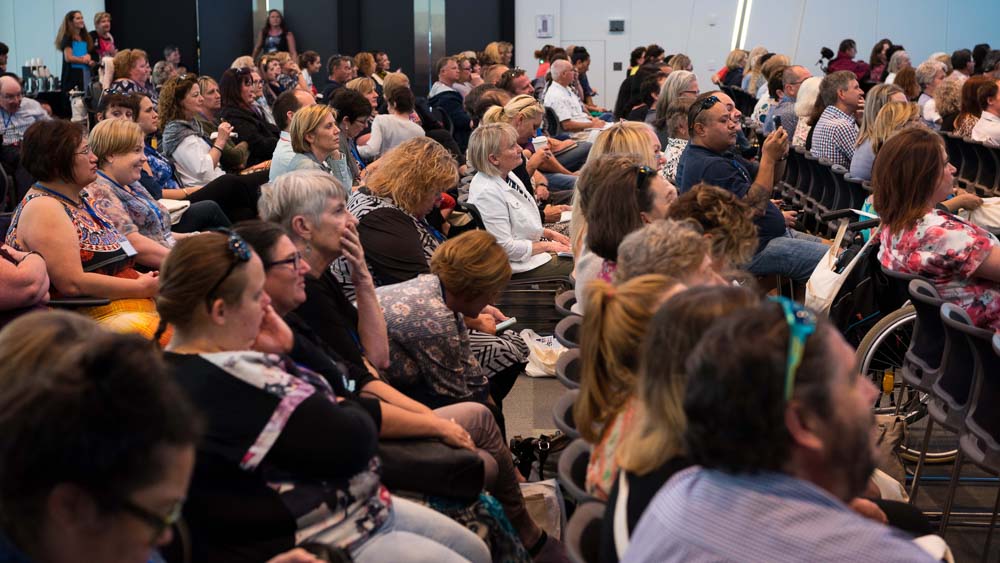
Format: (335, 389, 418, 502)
(879, 208, 1000, 331)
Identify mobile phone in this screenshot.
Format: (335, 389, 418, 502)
(495, 317, 517, 331)
(773, 115, 782, 130)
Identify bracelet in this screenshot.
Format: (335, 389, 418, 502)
(537, 183, 549, 188)
(210, 144, 223, 153)
(181, 187, 190, 197)
(20, 251, 43, 264)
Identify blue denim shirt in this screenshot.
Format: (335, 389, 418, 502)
(676, 143, 786, 251)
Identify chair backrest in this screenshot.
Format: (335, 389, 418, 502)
(906, 279, 947, 380)
(554, 315, 582, 349)
(552, 389, 580, 439)
(558, 438, 599, 504)
(962, 328, 1000, 463)
(958, 137, 981, 188)
(972, 141, 998, 192)
(556, 347, 581, 389)
(544, 105, 562, 136)
(881, 266, 921, 308)
(935, 303, 986, 414)
(555, 289, 578, 318)
(564, 501, 606, 563)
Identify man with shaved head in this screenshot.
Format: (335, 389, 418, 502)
(542, 59, 604, 131)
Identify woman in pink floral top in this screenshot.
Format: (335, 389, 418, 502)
(873, 128, 1000, 331)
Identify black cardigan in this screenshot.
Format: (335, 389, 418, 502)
(218, 105, 280, 166)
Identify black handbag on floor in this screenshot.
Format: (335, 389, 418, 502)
(378, 438, 485, 501)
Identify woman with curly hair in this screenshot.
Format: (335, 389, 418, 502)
(666, 183, 758, 275)
(330, 136, 459, 297)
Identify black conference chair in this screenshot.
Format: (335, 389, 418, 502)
(552, 389, 580, 440)
(556, 347, 581, 389)
(555, 315, 582, 349)
(565, 501, 605, 563)
(555, 289, 579, 317)
(558, 438, 599, 505)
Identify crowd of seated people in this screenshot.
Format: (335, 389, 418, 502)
(3, 15, 1000, 563)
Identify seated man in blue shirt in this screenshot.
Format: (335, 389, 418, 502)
(624, 300, 942, 563)
(676, 91, 828, 282)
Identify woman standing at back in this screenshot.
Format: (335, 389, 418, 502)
(54, 10, 94, 94)
(252, 9, 297, 61)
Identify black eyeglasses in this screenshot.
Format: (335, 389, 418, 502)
(264, 251, 302, 271)
(635, 164, 655, 191)
(688, 96, 722, 131)
(120, 497, 185, 540)
(205, 230, 252, 310)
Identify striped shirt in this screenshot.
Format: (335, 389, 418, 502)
(623, 466, 937, 563)
(811, 105, 859, 168)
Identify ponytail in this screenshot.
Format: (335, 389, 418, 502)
(481, 105, 506, 125)
(574, 274, 679, 443)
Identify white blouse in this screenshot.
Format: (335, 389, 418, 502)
(172, 135, 224, 187)
(468, 171, 552, 273)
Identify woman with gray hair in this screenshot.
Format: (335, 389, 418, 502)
(614, 219, 725, 286)
(915, 60, 947, 128)
(792, 76, 822, 149)
(884, 50, 911, 84)
(467, 123, 573, 278)
(649, 70, 699, 130)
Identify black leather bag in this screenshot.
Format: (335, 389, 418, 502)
(378, 438, 484, 501)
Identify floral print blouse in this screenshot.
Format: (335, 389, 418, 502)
(879, 208, 1000, 331)
(661, 138, 687, 185)
(89, 173, 176, 249)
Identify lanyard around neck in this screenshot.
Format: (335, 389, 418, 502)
(97, 170, 167, 226)
(33, 183, 113, 230)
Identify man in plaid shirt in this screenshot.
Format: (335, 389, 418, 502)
(811, 71, 864, 168)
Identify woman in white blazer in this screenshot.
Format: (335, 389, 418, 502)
(467, 123, 573, 279)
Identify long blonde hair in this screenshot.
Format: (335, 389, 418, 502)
(574, 275, 680, 443)
(617, 285, 759, 475)
(867, 101, 920, 154)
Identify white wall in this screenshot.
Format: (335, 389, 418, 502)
(516, 0, 1000, 106)
(1, 0, 106, 79)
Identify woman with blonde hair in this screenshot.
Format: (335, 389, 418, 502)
(87, 118, 191, 268)
(741, 46, 768, 92)
(347, 76, 379, 110)
(481, 94, 575, 218)
(230, 55, 256, 69)
(483, 42, 512, 67)
(330, 136, 457, 295)
(851, 101, 920, 181)
(467, 123, 573, 278)
(755, 53, 789, 98)
(667, 53, 692, 72)
(712, 49, 747, 88)
(856, 83, 907, 151)
(286, 103, 354, 191)
(601, 285, 759, 561)
(576, 274, 684, 501)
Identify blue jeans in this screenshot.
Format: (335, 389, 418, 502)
(555, 141, 591, 172)
(542, 172, 577, 191)
(351, 496, 490, 563)
(747, 229, 829, 282)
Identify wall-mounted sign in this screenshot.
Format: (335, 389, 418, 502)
(536, 14, 554, 38)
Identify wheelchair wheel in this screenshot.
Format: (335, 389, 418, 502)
(855, 305, 957, 464)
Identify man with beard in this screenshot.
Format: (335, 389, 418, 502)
(623, 298, 940, 562)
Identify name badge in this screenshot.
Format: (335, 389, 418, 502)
(119, 236, 138, 257)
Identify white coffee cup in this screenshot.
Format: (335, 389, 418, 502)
(531, 135, 549, 152)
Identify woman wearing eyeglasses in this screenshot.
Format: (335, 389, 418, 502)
(5, 120, 161, 339)
(218, 67, 281, 167)
(0, 311, 200, 563)
(156, 231, 489, 563)
(235, 220, 563, 559)
(467, 123, 574, 279)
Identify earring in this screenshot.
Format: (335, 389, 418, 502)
(304, 241, 312, 256)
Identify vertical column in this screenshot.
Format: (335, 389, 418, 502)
(413, 0, 446, 97)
